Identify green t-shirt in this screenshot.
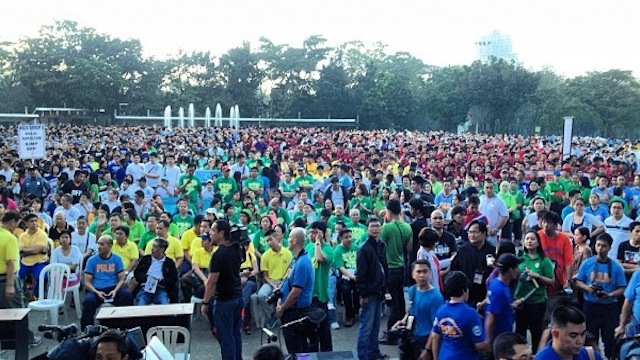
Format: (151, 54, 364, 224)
(172, 214, 194, 238)
(214, 177, 238, 202)
(305, 242, 334, 303)
(127, 220, 146, 243)
(348, 223, 368, 246)
(333, 244, 358, 270)
(177, 174, 203, 206)
(380, 220, 412, 269)
(327, 215, 353, 232)
(244, 178, 263, 194)
(547, 181, 565, 204)
(349, 196, 373, 220)
(279, 181, 297, 203)
(252, 229, 270, 255)
(169, 223, 179, 238)
(138, 231, 158, 250)
(294, 175, 315, 196)
(514, 252, 554, 304)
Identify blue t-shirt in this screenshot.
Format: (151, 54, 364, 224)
(433, 301, 486, 360)
(85, 253, 124, 290)
(281, 251, 314, 308)
(535, 343, 603, 360)
(584, 205, 609, 222)
(624, 270, 640, 322)
(410, 286, 444, 337)
(486, 278, 514, 338)
(576, 256, 627, 304)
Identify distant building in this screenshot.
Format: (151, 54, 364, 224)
(475, 30, 517, 63)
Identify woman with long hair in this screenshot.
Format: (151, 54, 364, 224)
(514, 230, 555, 353)
(561, 197, 605, 240)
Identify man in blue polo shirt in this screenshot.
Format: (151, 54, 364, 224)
(275, 227, 314, 354)
(485, 253, 521, 346)
(81, 235, 133, 329)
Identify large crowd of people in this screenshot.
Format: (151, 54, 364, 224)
(2, 124, 640, 359)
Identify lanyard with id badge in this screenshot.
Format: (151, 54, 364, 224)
(144, 276, 160, 294)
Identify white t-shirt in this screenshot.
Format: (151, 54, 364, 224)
(51, 245, 83, 273)
(72, 230, 97, 255)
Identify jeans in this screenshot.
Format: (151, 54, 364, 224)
(515, 301, 546, 353)
(213, 297, 243, 360)
(135, 288, 170, 305)
(19, 262, 47, 297)
(310, 298, 333, 352)
(340, 278, 360, 320)
(358, 296, 383, 360)
(251, 283, 275, 327)
(242, 279, 257, 327)
(328, 275, 338, 324)
(386, 268, 406, 331)
(584, 301, 618, 358)
(81, 287, 134, 329)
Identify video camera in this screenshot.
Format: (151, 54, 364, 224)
(229, 223, 250, 246)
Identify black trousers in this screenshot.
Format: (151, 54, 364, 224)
(339, 278, 360, 320)
(386, 268, 406, 331)
(584, 301, 618, 358)
(515, 301, 546, 353)
(281, 307, 314, 354)
(310, 298, 333, 352)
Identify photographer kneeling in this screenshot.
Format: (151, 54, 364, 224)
(201, 220, 246, 360)
(390, 259, 444, 360)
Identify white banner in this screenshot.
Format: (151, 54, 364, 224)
(18, 124, 46, 159)
(562, 117, 574, 161)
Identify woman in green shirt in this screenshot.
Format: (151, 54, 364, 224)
(349, 183, 373, 220)
(514, 230, 555, 353)
(123, 208, 146, 244)
(251, 215, 273, 259)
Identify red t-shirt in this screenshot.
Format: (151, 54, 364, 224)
(537, 230, 573, 296)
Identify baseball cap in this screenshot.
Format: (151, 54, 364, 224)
(495, 253, 523, 270)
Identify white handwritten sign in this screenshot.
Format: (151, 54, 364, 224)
(18, 124, 46, 159)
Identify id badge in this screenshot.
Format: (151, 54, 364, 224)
(473, 271, 483, 285)
(385, 293, 392, 301)
(144, 277, 159, 294)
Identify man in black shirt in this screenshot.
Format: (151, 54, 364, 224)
(617, 221, 640, 281)
(201, 220, 243, 360)
(450, 219, 496, 307)
(60, 170, 88, 204)
(430, 209, 457, 272)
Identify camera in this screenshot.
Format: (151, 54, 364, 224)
(592, 282, 607, 298)
(229, 224, 250, 246)
(266, 288, 282, 305)
(201, 231, 211, 242)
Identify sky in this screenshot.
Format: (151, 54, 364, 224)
(3, 0, 640, 77)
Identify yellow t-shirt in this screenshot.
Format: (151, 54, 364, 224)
(240, 250, 257, 270)
(191, 247, 217, 269)
(0, 227, 19, 274)
(180, 228, 198, 254)
(18, 230, 49, 266)
(260, 246, 293, 281)
(145, 235, 184, 262)
(112, 241, 140, 269)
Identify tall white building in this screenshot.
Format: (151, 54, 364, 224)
(476, 30, 517, 63)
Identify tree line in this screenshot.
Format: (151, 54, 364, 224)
(1, 20, 640, 137)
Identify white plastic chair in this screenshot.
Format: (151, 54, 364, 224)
(146, 326, 191, 360)
(28, 263, 70, 325)
(63, 258, 83, 318)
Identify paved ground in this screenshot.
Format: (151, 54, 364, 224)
(15, 302, 401, 360)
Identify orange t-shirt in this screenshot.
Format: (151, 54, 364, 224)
(537, 229, 573, 296)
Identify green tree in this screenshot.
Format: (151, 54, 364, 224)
(568, 70, 640, 137)
(218, 42, 263, 118)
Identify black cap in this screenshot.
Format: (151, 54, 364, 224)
(495, 253, 523, 270)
